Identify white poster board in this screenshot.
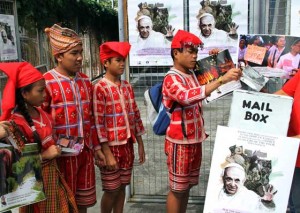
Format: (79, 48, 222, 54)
(127, 1, 184, 66)
(0, 14, 18, 61)
(203, 126, 299, 213)
(189, 0, 248, 62)
(228, 90, 293, 136)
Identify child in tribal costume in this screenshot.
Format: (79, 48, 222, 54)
(0, 62, 78, 213)
(42, 24, 105, 212)
(162, 30, 242, 213)
(93, 42, 145, 212)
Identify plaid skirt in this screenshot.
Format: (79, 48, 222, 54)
(20, 159, 78, 213)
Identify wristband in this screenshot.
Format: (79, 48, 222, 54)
(217, 76, 223, 85)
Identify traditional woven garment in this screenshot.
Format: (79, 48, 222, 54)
(44, 24, 82, 56)
(162, 69, 207, 144)
(42, 69, 98, 207)
(93, 78, 145, 146)
(42, 69, 98, 149)
(12, 108, 78, 213)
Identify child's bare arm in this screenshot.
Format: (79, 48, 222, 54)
(102, 142, 118, 170)
(0, 121, 10, 139)
(136, 136, 145, 165)
(94, 149, 106, 168)
(41, 144, 61, 160)
(274, 89, 288, 96)
(205, 68, 242, 96)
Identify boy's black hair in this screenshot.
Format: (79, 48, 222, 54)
(292, 39, 300, 46)
(171, 48, 183, 61)
(170, 46, 198, 61)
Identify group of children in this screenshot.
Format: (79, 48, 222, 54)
(0, 23, 298, 213)
(0, 24, 145, 213)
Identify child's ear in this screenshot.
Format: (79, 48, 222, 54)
(174, 49, 178, 56)
(56, 53, 63, 62)
(103, 59, 109, 68)
(21, 90, 29, 101)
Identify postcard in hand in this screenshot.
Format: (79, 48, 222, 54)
(194, 49, 241, 103)
(240, 65, 269, 91)
(57, 135, 84, 156)
(251, 66, 290, 79)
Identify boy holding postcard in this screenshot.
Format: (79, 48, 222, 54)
(162, 29, 242, 212)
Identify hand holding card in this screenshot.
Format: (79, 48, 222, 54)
(57, 135, 84, 156)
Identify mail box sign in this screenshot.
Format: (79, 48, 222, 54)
(243, 100, 273, 123)
(228, 89, 293, 136)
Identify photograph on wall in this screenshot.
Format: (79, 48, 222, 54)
(127, 0, 184, 66)
(238, 34, 300, 79)
(194, 49, 241, 103)
(203, 126, 299, 213)
(189, 0, 248, 62)
(0, 14, 18, 61)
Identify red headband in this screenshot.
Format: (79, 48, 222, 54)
(171, 30, 202, 49)
(99, 42, 131, 64)
(0, 62, 44, 120)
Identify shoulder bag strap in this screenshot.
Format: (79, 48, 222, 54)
(166, 69, 188, 137)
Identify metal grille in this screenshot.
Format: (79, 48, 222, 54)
(129, 71, 236, 202)
(128, 67, 233, 201)
(0, 1, 13, 15)
(268, 0, 289, 34)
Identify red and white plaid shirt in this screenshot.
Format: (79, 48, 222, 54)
(162, 68, 207, 144)
(93, 78, 145, 146)
(42, 69, 99, 150)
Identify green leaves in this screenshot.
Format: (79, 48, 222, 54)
(17, 0, 118, 41)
